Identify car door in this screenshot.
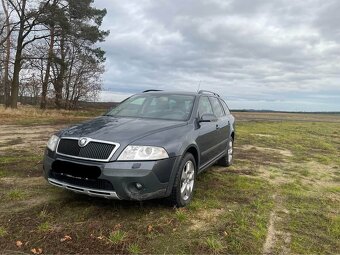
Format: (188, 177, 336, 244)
(196, 96, 220, 167)
(209, 96, 230, 156)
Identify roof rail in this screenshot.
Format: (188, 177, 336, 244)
(143, 89, 163, 93)
(198, 90, 220, 97)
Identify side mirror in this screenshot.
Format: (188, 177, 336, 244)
(199, 113, 218, 123)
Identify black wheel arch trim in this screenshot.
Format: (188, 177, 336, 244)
(164, 144, 200, 197)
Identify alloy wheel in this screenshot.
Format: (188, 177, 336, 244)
(180, 160, 195, 201)
(228, 140, 233, 164)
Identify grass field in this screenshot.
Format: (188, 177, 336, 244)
(0, 106, 339, 254)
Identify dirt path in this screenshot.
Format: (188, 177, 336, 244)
(0, 124, 65, 152)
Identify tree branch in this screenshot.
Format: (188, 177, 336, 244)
(22, 33, 50, 48)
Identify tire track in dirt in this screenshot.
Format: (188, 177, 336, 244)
(263, 194, 291, 255)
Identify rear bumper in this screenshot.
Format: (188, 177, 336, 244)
(43, 151, 181, 201)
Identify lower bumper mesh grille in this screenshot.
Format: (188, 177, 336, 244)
(50, 172, 114, 191)
(50, 160, 114, 191)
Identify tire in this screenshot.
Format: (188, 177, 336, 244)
(217, 138, 234, 167)
(169, 153, 197, 207)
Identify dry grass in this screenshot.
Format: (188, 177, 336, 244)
(0, 105, 104, 125)
(233, 111, 340, 123)
(0, 105, 73, 117)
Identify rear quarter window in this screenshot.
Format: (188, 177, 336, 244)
(220, 99, 231, 115)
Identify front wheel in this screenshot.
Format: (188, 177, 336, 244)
(217, 138, 234, 167)
(169, 153, 196, 207)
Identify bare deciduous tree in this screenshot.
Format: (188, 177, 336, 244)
(7, 0, 52, 108)
(1, 0, 108, 109)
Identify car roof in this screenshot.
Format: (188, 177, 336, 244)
(138, 90, 221, 98)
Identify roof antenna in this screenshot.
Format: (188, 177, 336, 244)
(197, 80, 202, 92)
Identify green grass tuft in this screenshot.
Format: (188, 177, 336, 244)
(127, 243, 141, 254)
(205, 236, 224, 253)
(175, 209, 187, 222)
(108, 230, 126, 245)
(0, 227, 7, 237)
(37, 221, 52, 232)
(7, 189, 26, 200)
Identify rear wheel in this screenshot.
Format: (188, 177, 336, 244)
(217, 138, 234, 167)
(169, 153, 196, 207)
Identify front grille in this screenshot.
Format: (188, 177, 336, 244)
(57, 138, 116, 161)
(50, 172, 114, 191)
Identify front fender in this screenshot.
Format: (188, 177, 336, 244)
(179, 142, 200, 166)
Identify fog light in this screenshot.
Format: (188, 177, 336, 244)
(135, 183, 143, 190)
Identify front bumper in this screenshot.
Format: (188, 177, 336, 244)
(48, 178, 120, 199)
(43, 151, 181, 201)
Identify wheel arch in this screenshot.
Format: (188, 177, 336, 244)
(182, 145, 200, 169)
(231, 131, 235, 141)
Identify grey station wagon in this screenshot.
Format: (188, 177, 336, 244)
(43, 90, 235, 207)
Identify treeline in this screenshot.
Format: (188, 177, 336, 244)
(0, 0, 108, 109)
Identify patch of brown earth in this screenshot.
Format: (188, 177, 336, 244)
(1, 177, 46, 187)
(241, 145, 293, 157)
(0, 177, 53, 214)
(256, 166, 290, 185)
(235, 146, 286, 166)
(1, 196, 52, 214)
(0, 125, 65, 152)
(189, 208, 225, 231)
(215, 167, 257, 176)
(254, 134, 275, 138)
(256, 161, 340, 188)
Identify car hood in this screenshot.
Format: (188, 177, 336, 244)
(60, 116, 187, 144)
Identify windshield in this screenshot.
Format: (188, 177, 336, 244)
(106, 94, 195, 121)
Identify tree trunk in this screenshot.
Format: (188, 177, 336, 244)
(54, 33, 66, 109)
(10, 0, 26, 109)
(40, 25, 55, 109)
(10, 49, 23, 108)
(1, 0, 11, 107)
(64, 53, 75, 110)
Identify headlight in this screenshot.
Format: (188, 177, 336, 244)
(47, 135, 59, 151)
(117, 146, 169, 161)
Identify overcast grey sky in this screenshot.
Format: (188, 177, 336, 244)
(94, 0, 340, 111)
